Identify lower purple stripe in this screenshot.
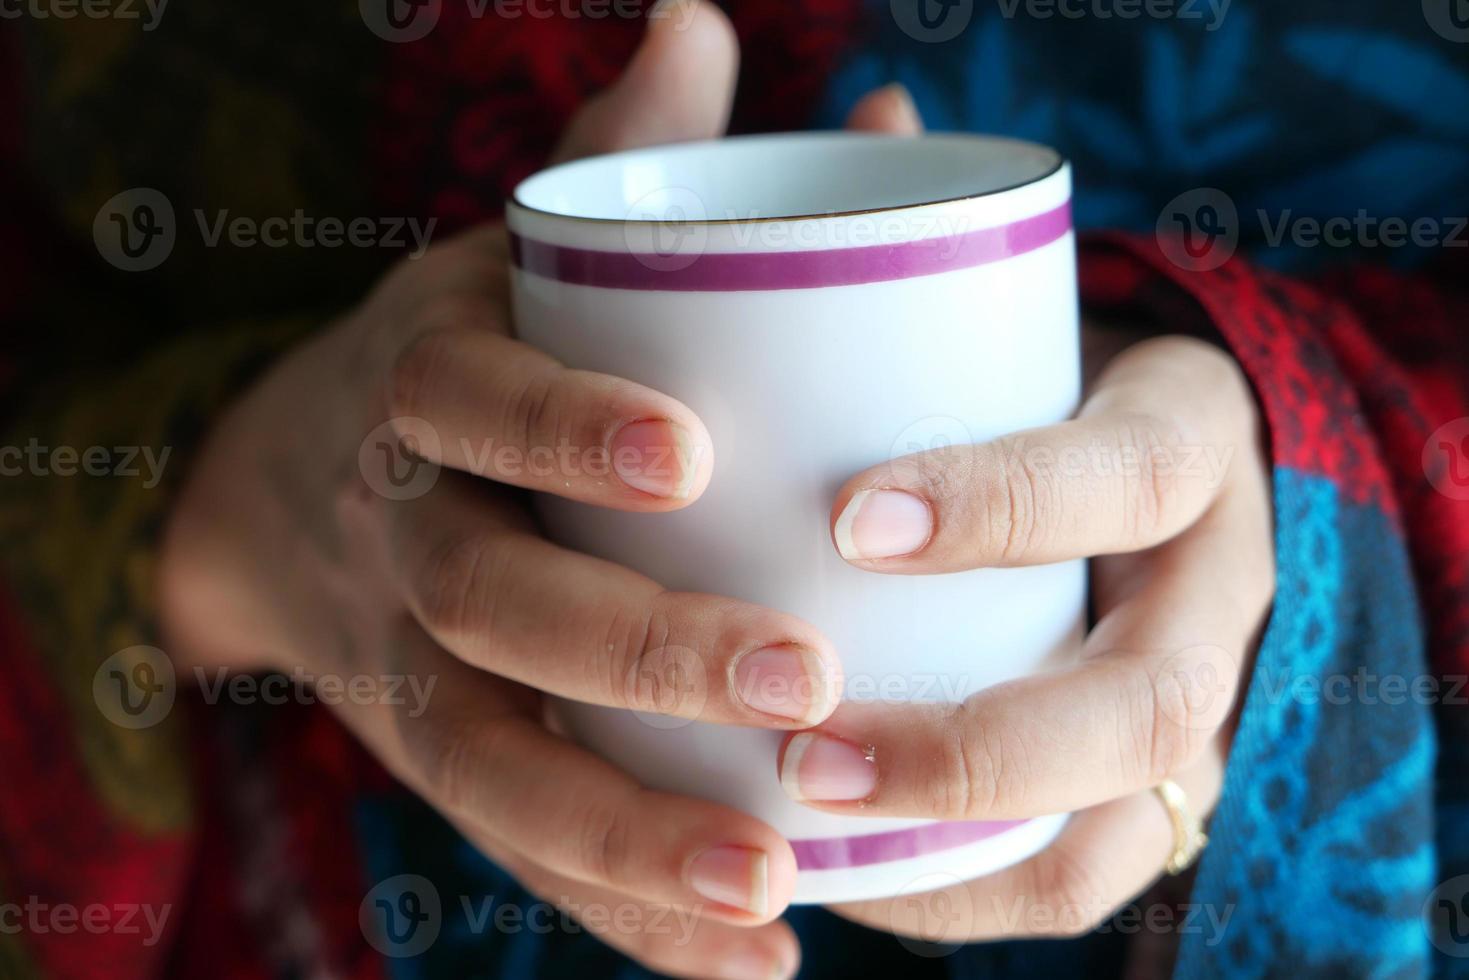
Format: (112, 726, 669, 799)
(510, 201, 1070, 292)
(790, 819, 1028, 871)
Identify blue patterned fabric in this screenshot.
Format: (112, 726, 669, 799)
(816, 2, 1469, 271)
(1176, 470, 1438, 977)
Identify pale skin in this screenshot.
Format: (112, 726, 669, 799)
(158, 3, 1274, 978)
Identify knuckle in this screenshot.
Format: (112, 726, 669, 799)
(573, 800, 636, 886)
(410, 532, 513, 646)
(500, 369, 563, 454)
(600, 600, 704, 718)
(389, 324, 459, 420)
(1121, 661, 1210, 785)
(414, 718, 492, 817)
(937, 703, 1028, 819)
(1115, 411, 1185, 543)
(931, 720, 983, 820)
(980, 448, 1052, 565)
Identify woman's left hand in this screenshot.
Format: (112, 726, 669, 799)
(789, 330, 1275, 940)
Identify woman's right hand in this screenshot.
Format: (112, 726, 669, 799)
(156, 6, 920, 977)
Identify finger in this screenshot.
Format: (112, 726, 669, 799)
(387, 473, 842, 728)
(385, 630, 800, 925)
(828, 745, 1225, 943)
(385, 321, 715, 507)
(552, 0, 738, 163)
(459, 826, 801, 980)
(829, 336, 1256, 571)
(844, 83, 923, 134)
(778, 468, 1272, 818)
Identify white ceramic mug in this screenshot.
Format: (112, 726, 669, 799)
(507, 132, 1083, 904)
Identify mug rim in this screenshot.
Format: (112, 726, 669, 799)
(508, 131, 1066, 227)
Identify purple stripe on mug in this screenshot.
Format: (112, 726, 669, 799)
(509, 201, 1071, 292)
(790, 819, 1030, 871)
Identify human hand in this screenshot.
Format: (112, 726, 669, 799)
(155, 5, 922, 976)
(780, 323, 1274, 940)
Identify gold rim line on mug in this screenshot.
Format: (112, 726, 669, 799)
(1154, 779, 1208, 876)
(508, 132, 1066, 226)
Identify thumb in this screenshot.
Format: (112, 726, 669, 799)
(552, 0, 739, 163)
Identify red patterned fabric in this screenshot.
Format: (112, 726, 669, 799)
(373, 0, 865, 233)
(0, 594, 192, 980)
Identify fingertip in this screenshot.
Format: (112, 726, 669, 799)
(647, 0, 736, 56)
(728, 637, 843, 729)
(845, 82, 924, 135)
(608, 416, 713, 505)
(715, 923, 801, 980)
(630, 0, 738, 137)
(551, 0, 738, 162)
(829, 487, 934, 564)
(684, 831, 798, 926)
(761, 836, 800, 922)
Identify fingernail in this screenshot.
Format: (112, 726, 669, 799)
(732, 645, 831, 724)
(780, 733, 877, 803)
(688, 846, 769, 916)
(611, 419, 697, 498)
(833, 489, 932, 560)
(718, 950, 788, 980)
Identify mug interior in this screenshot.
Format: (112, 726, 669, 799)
(512, 133, 1062, 222)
